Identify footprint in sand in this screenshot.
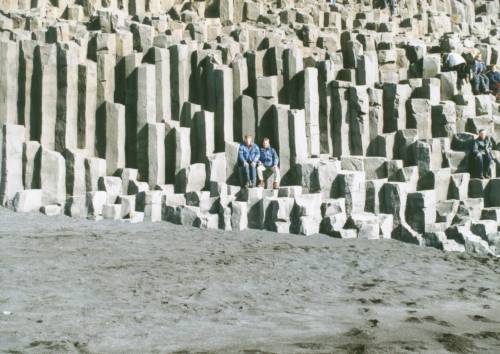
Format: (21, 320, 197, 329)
(405, 316, 422, 323)
(468, 314, 498, 323)
(435, 333, 477, 353)
(344, 327, 371, 338)
(465, 331, 500, 340)
(293, 342, 324, 350)
(359, 307, 371, 314)
(359, 282, 377, 291)
(422, 315, 453, 327)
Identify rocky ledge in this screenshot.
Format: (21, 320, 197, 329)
(0, 0, 499, 256)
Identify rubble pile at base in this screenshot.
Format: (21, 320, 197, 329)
(0, 0, 499, 256)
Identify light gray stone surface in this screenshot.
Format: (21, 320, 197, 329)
(0, 0, 499, 256)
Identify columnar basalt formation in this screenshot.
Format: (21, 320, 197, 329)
(0, 0, 499, 256)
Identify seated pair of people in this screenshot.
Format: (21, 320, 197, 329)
(446, 52, 497, 95)
(473, 129, 495, 179)
(238, 135, 280, 189)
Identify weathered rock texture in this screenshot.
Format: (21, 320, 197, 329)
(0, 0, 499, 256)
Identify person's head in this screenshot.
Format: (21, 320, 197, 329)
(478, 129, 487, 140)
(262, 137, 270, 149)
(475, 52, 482, 61)
(244, 134, 253, 146)
(492, 65, 498, 72)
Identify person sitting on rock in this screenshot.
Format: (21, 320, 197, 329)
(238, 134, 260, 188)
(486, 65, 500, 98)
(472, 52, 490, 95)
(472, 129, 494, 179)
(257, 137, 280, 189)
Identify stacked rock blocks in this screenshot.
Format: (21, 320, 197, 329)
(0, 0, 500, 256)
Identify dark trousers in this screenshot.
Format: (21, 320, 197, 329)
(475, 153, 492, 177)
(451, 63, 468, 87)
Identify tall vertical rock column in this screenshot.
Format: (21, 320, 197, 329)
(32, 44, 58, 150)
(55, 42, 79, 152)
(136, 63, 157, 182)
(288, 109, 308, 166)
(192, 110, 215, 163)
(145, 47, 171, 122)
(40, 148, 66, 205)
(0, 125, 25, 206)
(169, 44, 190, 121)
(348, 85, 370, 156)
(0, 41, 19, 128)
(124, 52, 143, 167)
(301, 67, 320, 157)
(330, 80, 350, 157)
(96, 52, 116, 108)
(78, 60, 98, 156)
(283, 47, 303, 107)
(18, 40, 37, 141)
(147, 122, 166, 188)
(273, 104, 291, 179)
(104, 102, 126, 176)
(214, 65, 234, 152)
(317, 59, 334, 155)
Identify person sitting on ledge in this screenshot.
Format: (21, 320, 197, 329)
(472, 129, 494, 179)
(238, 134, 260, 188)
(472, 52, 490, 95)
(486, 65, 500, 99)
(257, 137, 280, 190)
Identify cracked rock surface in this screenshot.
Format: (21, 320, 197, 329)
(0, 2, 500, 254)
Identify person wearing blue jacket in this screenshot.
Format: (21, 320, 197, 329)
(257, 137, 281, 189)
(472, 52, 490, 94)
(238, 134, 260, 188)
(486, 65, 500, 94)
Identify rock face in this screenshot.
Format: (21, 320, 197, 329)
(0, 0, 499, 256)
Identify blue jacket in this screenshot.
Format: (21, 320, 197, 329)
(260, 147, 279, 168)
(238, 143, 260, 164)
(487, 71, 500, 85)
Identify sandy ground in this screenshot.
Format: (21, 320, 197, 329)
(0, 208, 499, 354)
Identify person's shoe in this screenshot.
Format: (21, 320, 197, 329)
(249, 182, 255, 188)
(485, 174, 491, 179)
(479, 174, 484, 179)
(258, 180, 265, 188)
(273, 182, 279, 190)
(244, 182, 250, 188)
